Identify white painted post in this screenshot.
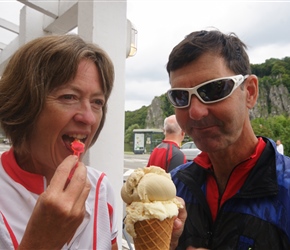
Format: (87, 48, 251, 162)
(78, 1, 127, 247)
(19, 6, 50, 45)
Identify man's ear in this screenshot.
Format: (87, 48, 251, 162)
(245, 75, 259, 109)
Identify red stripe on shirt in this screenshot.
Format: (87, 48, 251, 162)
(93, 172, 106, 250)
(0, 211, 18, 249)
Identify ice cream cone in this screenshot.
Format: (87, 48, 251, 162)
(133, 217, 174, 250)
(121, 167, 182, 249)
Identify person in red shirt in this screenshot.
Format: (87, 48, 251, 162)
(147, 115, 186, 172)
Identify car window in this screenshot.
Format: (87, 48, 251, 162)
(181, 142, 192, 149)
(182, 142, 199, 149)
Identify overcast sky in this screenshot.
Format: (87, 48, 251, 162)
(125, 1, 290, 111)
(1, 1, 290, 111)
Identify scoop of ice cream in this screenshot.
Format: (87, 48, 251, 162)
(121, 166, 183, 238)
(121, 166, 176, 204)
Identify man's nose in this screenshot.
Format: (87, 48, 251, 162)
(188, 95, 209, 120)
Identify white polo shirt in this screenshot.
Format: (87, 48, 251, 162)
(0, 148, 118, 249)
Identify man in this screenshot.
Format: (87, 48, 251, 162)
(147, 114, 186, 172)
(167, 30, 290, 249)
(276, 139, 284, 154)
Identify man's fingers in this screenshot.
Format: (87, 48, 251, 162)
(176, 196, 187, 222)
(170, 197, 187, 250)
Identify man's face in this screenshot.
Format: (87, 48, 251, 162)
(169, 53, 249, 153)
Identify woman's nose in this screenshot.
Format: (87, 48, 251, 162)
(74, 102, 98, 125)
(188, 95, 208, 120)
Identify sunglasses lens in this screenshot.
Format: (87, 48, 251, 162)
(197, 79, 235, 102)
(168, 90, 189, 107)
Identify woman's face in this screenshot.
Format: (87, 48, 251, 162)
(26, 59, 105, 176)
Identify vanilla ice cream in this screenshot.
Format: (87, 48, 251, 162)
(121, 166, 182, 238)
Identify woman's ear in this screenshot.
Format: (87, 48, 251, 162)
(245, 75, 259, 109)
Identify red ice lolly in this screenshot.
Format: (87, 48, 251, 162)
(65, 139, 85, 188)
(71, 139, 85, 158)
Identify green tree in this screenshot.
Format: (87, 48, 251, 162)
(125, 106, 148, 131)
(271, 64, 285, 76)
(125, 124, 140, 144)
(251, 115, 290, 156)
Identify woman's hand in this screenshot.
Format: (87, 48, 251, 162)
(18, 155, 91, 250)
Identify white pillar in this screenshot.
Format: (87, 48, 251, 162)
(78, 0, 126, 247)
(0, 5, 50, 73)
(19, 5, 50, 45)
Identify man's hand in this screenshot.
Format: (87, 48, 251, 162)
(170, 197, 187, 250)
(18, 155, 91, 250)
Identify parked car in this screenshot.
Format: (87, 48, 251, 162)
(133, 147, 146, 154)
(2, 138, 11, 145)
(180, 141, 201, 161)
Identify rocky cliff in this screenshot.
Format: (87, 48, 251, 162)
(250, 84, 290, 119)
(145, 96, 164, 129)
(146, 84, 290, 128)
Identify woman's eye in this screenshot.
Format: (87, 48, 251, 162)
(62, 94, 75, 100)
(94, 99, 105, 108)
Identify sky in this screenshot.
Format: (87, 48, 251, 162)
(125, 0, 290, 111)
(1, 1, 290, 111)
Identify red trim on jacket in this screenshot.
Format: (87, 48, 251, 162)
(194, 137, 266, 221)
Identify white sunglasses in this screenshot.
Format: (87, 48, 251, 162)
(167, 74, 249, 108)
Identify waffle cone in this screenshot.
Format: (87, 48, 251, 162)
(133, 217, 174, 250)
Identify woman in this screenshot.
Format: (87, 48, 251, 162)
(0, 34, 118, 249)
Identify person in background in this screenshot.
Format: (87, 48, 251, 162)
(0, 34, 118, 249)
(147, 114, 186, 172)
(276, 139, 284, 154)
(166, 29, 290, 249)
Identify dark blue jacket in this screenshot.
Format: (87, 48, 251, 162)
(171, 137, 290, 249)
